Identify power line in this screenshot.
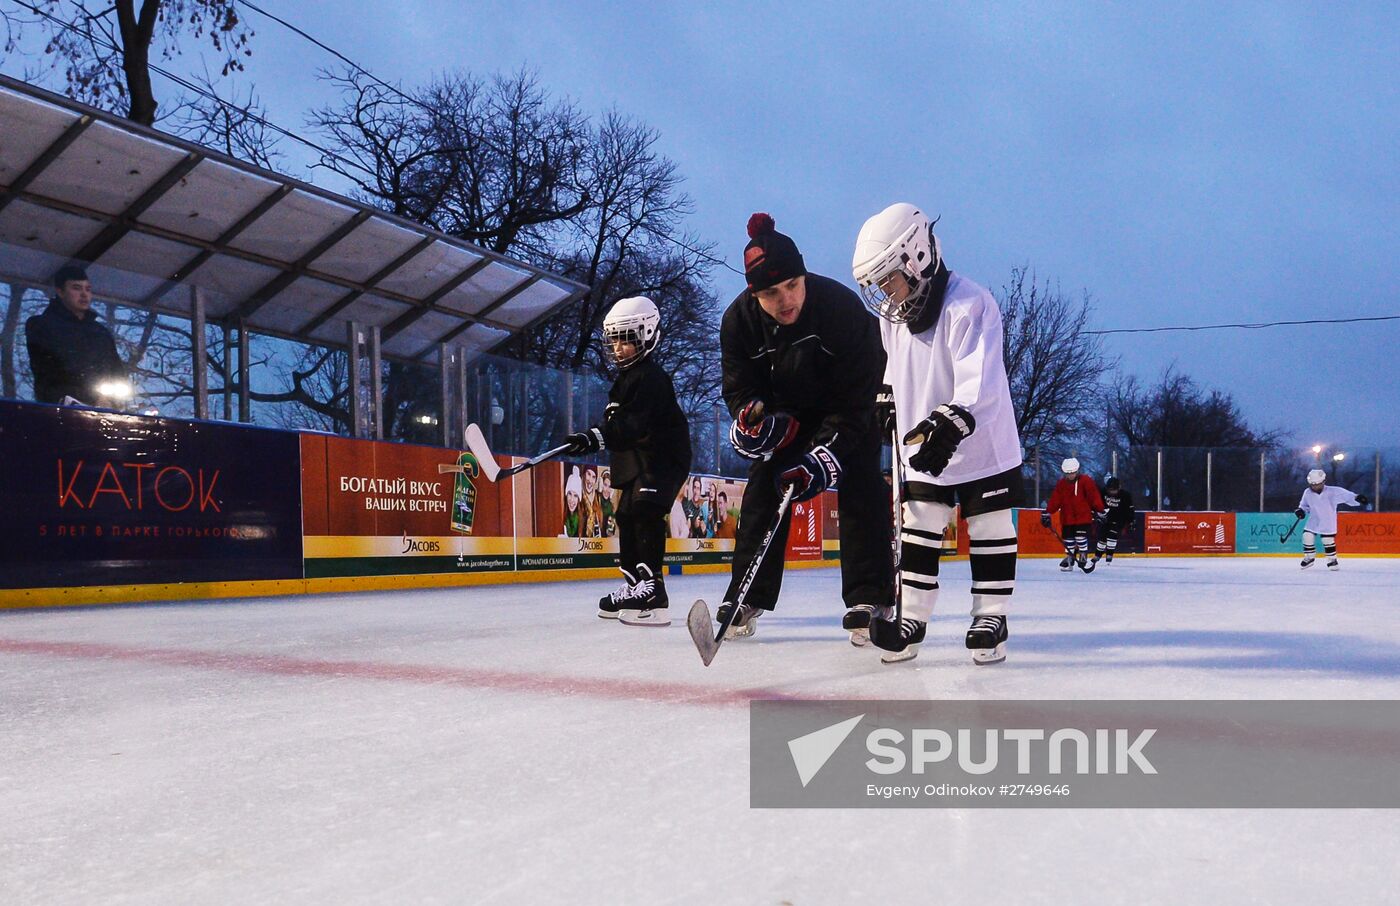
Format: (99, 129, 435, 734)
(1087, 314, 1400, 336)
(231, 0, 747, 277)
(10, 0, 371, 176)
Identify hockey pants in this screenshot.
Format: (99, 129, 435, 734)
(898, 501, 1018, 621)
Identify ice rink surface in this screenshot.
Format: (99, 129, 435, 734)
(3, 556, 1400, 905)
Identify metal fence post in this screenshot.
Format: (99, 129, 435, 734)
(348, 321, 364, 439)
(237, 321, 250, 423)
(1156, 448, 1164, 511)
(370, 326, 383, 441)
(1034, 446, 1041, 507)
(1377, 451, 1383, 511)
(1206, 450, 1213, 511)
(437, 342, 452, 448)
(1259, 450, 1266, 513)
(1111, 449, 1118, 478)
(190, 286, 207, 419)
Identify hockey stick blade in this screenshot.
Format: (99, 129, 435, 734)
(687, 600, 720, 666)
(438, 463, 466, 474)
(463, 424, 502, 482)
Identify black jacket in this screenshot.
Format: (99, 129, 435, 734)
(720, 273, 885, 463)
(1103, 488, 1136, 527)
(602, 356, 692, 487)
(25, 299, 125, 405)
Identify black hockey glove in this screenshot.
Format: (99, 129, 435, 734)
(1039, 512, 1053, 529)
(903, 404, 975, 476)
(777, 445, 840, 503)
(1294, 508, 1306, 520)
(1357, 494, 1370, 506)
(876, 384, 897, 438)
(730, 400, 799, 461)
(563, 427, 604, 455)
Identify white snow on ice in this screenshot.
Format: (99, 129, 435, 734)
(2, 557, 1399, 904)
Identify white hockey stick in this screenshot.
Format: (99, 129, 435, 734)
(464, 423, 574, 482)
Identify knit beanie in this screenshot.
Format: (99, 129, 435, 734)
(743, 213, 806, 291)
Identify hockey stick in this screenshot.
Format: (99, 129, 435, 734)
(891, 426, 905, 622)
(463, 423, 572, 482)
(687, 483, 797, 667)
(1280, 515, 1304, 544)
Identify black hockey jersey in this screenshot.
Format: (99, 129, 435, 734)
(720, 273, 884, 463)
(602, 357, 692, 487)
(1102, 487, 1136, 527)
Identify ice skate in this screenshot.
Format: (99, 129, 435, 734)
(1300, 556, 1316, 569)
(1105, 552, 1114, 563)
(843, 603, 880, 647)
(965, 614, 1007, 665)
(870, 615, 926, 664)
(715, 601, 761, 639)
(597, 568, 637, 619)
(1078, 553, 1095, 574)
(619, 565, 670, 627)
(1059, 556, 1073, 572)
(1327, 558, 1340, 571)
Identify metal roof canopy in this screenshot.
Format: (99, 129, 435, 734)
(0, 74, 588, 367)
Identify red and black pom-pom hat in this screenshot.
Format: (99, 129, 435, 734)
(743, 212, 806, 292)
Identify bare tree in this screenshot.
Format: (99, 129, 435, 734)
(165, 69, 281, 169)
(8, 0, 253, 125)
(997, 266, 1113, 452)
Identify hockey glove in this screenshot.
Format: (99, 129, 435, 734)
(1294, 508, 1306, 520)
(730, 400, 799, 461)
(876, 384, 897, 437)
(563, 427, 604, 455)
(1357, 494, 1370, 506)
(903, 404, 976, 476)
(777, 445, 841, 502)
(1040, 512, 1053, 529)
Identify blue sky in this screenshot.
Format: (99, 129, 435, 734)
(7, 1, 1398, 448)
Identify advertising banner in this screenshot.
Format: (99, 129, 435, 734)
(301, 434, 514, 577)
(1142, 512, 1235, 554)
(1235, 512, 1306, 554)
(1338, 512, 1400, 555)
(786, 496, 823, 561)
(0, 400, 303, 588)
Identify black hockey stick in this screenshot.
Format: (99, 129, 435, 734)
(687, 484, 797, 667)
(1279, 515, 1304, 544)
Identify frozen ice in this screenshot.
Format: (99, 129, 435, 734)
(3, 557, 1400, 903)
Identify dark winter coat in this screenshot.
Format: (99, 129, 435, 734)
(25, 299, 125, 405)
(719, 273, 884, 463)
(1102, 487, 1136, 527)
(603, 357, 692, 488)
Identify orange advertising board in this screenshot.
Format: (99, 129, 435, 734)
(1338, 512, 1400, 554)
(1142, 511, 1235, 554)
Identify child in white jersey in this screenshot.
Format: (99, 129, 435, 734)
(1296, 469, 1369, 570)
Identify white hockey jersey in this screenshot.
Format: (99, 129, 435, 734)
(881, 272, 1023, 485)
(1298, 484, 1360, 534)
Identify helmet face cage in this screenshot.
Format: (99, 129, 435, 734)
(604, 318, 658, 369)
(854, 222, 939, 324)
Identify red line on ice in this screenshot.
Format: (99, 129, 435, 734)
(0, 637, 806, 708)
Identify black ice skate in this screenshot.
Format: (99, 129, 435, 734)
(1078, 553, 1096, 574)
(1059, 556, 1073, 572)
(1327, 558, 1340, 571)
(598, 567, 637, 619)
(715, 601, 762, 639)
(965, 614, 1008, 665)
(843, 604, 880, 647)
(1300, 556, 1316, 569)
(870, 615, 926, 664)
(619, 564, 670, 627)
(1105, 552, 1114, 563)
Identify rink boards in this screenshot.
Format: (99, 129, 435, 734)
(2, 399, 1397, 608)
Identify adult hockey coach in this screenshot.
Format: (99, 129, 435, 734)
(714, 213, 893, 640)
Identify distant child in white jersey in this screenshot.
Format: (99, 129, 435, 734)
(1295, 469, 1369, 570)
(851, 203, 1024, 666)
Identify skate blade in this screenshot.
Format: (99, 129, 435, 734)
(881, 644, 919, 664)
(972, 643, 1006, 665)
(687, 600, 720, 666)
(597, 610, 621, 620)
(1327, 563, 1340, 571)
(849, 629, 871, 647)
(620, 609, 670, 627)
(724, 622, 757, 641)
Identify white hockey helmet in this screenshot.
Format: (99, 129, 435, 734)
(602, 296, 661, 369)
(1061, 458, 1081, 476)
(1307, 469, 1326, 487)
(851, 203, 942, 324)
